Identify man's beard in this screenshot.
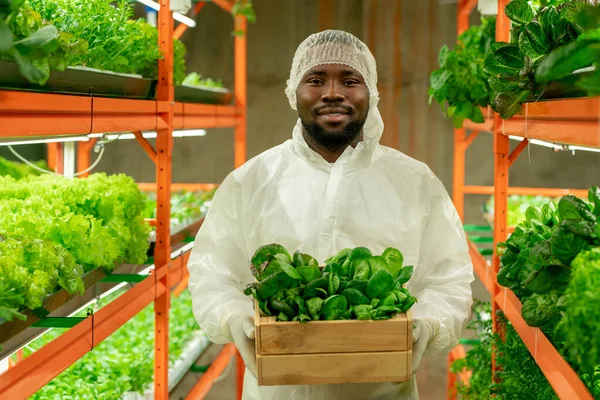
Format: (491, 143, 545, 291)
(300, 109, 369, 152)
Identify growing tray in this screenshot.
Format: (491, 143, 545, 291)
(0, 61, 155, 99)
(174, 84, 233, 105)
(254, 300, 412, 386)
(529, 68, 595, 102)
(147, 217, 204, 257)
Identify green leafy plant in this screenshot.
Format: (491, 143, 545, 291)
(497, 187, 600, 327)
(535, 2, 600, 95)
(494, 188, 600, 397)
(451, 302, 559, 399)
(231, 0, 256, 37)
(0, 0, 87, 84)
(182, 72, 225, 89)
(143, 188, 215, 223)
(484, 0, 595, 119)
(28, 290, 202, 399)
(450, 302, 493, 399)
(0, 173, 151, 320)
(483, 194, 559, 227)
(561, 248, 600, 378)
(0, 155, 49, 179)
(493, 311, 560, 399)
(244, 244, 417, 322)
(429, 16, 496, 128)
(27, 0, 187, 84)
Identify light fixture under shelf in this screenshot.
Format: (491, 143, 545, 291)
(0, 129, 207, 147)
(136, 0, 197, 27)
(508, 135, 600, 154)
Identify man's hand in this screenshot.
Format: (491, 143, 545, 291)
(411, 318, 440, 375)
(229, 316, 257, 378)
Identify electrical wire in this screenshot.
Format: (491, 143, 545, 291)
(6, 136, 117, 177)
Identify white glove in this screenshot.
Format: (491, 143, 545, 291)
(229, 315, 257, 378)
(411, 318, 440, 375)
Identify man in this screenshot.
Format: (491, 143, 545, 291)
(187, 30, 474, 400)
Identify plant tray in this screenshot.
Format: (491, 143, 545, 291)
(529, 68, 595, 103)
(0, 263, 149, 359)
(147, 217, 204, 257)
(0, 61, 155, 99)
(254, 300, 412, 386)
(174, 84, 233, 105)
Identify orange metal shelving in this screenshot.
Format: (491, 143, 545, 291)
(448, 1, 596, 399)
(0, 1, 247, 399)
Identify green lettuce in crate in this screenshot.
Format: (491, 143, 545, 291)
(244, 244, 417, 322)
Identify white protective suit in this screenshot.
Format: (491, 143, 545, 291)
(187, 30, 474, 400)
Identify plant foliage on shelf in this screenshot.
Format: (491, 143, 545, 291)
(536, 2, 600, 95)
(143, 188, 215, 223)
(0, 0, 88, 85)
(182, 72, 225, 89)
(28, 290, 202, 399)
(0, 173, 151, 321)
(483, 195, 559, 228)
(0, 155, 49, 179)
(28, 0, 187, 85)
(495, 187, 600, 397)
(430, 0, 598, 126)
(1, 0, 187, 85)
(231, 0, 256, 37)
(451, 301, 559, 399)
(561, 248, 600, 379)
(483, 0, 594, 119)
(429, 16, 496, 128)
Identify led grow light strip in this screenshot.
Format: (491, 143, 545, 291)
(136, 0, 197, 27)
(508, 135, 600, 154)
(0, 129, 207, 147)
(0, 135, 91, 147)
(89, 129, 207, 141)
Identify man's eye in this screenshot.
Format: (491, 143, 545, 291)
(308, 79, 323, 84)
(344, 80, 359, 85)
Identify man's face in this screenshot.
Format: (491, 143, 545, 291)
(296, 64, 369, 152)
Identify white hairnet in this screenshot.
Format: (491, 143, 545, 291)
(285, 29, 384, 145)
(285, 29, 379, 109)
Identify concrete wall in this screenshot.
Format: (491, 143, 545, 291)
(20, 0, 595, 225)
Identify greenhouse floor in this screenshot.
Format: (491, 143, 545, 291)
(169, 279, 489, 400)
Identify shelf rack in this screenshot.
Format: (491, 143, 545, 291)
(448, 1, 597, 399)
(0, 0, 246, 399)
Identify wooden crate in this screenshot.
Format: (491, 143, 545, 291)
(254, 301, 412, 386)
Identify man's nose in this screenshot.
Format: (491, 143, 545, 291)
(321, 81, 344, 102)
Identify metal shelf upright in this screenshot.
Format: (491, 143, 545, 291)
(449, 1, 597, 399)
(0, 0, 247, 399)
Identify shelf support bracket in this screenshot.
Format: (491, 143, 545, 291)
(464, 130, 479, 149)
(508, 138, 528, 167)
(133, 131, 158, 164)
(173, 2, 205, 39)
